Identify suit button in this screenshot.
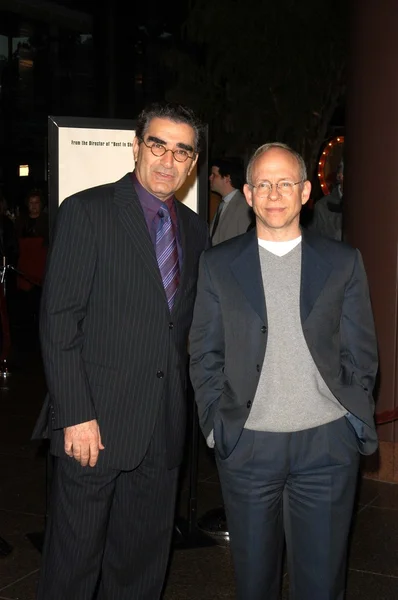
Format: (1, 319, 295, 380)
(261, 326, 267, 333)
(169, 322, 174, 329)
(256, 364, 260, 372)
(247, 400, 252, 408)
(157, 370, 164, 379)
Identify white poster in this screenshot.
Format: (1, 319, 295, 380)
(57, 126, 199, 212)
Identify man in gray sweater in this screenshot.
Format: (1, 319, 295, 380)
(189, 143, 378, 600)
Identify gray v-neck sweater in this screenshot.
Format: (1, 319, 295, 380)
(244, 243, 346, 432)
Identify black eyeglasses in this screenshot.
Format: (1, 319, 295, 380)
(140, 139, 195, 163)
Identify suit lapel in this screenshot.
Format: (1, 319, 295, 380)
(172, 201, 194, 314)
(230, 230, 266, 321)
(113, 174, 165, 297)
(300, 230, 333, 324)
(228, 228, 332, 326)
(226, 227, 332, 326)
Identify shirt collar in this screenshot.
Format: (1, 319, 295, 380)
(131, 171, 175, 213)
(222, 189, 238, 204)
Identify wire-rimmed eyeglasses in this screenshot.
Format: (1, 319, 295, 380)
(250, 180, 303, 197)
(140, 139, 195, 163)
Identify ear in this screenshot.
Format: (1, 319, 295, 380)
(243, 183, 253, 207)
(133, 136, 140, 162)
(301, 180, 311, 206)
(188, 153, 199, 175)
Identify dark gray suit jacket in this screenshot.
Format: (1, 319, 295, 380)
(189, 228, 378, 459)
(210, 190, 254, 245)
(32, 173, 208, 470)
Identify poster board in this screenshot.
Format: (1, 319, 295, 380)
(47, 116, 208, 235)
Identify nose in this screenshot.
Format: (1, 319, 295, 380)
(160, 149, 174, 168)
(269, 184, 281, 200)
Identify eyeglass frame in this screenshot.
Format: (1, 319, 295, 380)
(139, 138, 196, 163)
(249, 179, 304, 197)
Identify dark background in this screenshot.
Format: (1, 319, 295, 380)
(0, 0, 347, 213)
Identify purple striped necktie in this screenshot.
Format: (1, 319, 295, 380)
(155, 206, 180, 311)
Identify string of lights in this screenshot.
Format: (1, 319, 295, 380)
(317, 135, 345, 194)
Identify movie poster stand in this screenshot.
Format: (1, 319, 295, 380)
(27, 115, 213, 552)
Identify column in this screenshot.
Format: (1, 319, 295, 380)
(345, 0, 398, 482)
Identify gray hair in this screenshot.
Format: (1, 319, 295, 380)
(136, 101, 204, 153)
(246, 142, 307, 185)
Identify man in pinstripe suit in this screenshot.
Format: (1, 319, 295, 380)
(32, 102, 209, 599)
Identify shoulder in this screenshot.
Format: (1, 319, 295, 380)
(313, 195, 328, 211)
(62, 181, 116, 210)
(176, 200, 208, 235)
(205, 229, 254, 263)
(314, 188, 341, 210)
(57, 174, 131, 219)
(230, 190, 247, 206)
(303, 228, 358, 263)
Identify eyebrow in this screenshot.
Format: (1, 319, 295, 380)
(147, 135, 194, 153)
(254, 178, 295, 183)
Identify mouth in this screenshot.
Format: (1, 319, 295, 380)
(154, 171, 174, 181)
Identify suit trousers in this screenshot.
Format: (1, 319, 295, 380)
(36, 411, 179, 600)
(216, 417, 360, 600)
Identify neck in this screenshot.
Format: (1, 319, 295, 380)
(223, 186, 236, 197)
(256, 224, 301, 242)
(133, 171, 173, 203)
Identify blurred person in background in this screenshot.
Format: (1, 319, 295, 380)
(14, 189, 49, 348)
(309, 160, 344, 241)
(209, 157, 254, 245)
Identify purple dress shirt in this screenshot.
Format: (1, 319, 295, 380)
(131, 171, 183, 269)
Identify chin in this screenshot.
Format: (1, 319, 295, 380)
(154, 185, 172, 195)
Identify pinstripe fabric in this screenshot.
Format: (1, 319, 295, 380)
(32, 172, 209, 599)
(37, 413, 179, 600)
(33, 172, 208, 470)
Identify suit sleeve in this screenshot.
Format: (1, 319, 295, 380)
(340, 249, 378, 395)
(189, 252, 225, 439)
(237, 201, 254, 236)
(40, 196, 98, 429)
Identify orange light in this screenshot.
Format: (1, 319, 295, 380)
(317, 136, 344, 195)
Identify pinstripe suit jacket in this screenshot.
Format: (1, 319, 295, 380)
(32, 173, 209, 470)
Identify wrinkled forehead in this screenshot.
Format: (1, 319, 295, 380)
(252, 149, 301, 181)
(144, 117, 196, 149)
